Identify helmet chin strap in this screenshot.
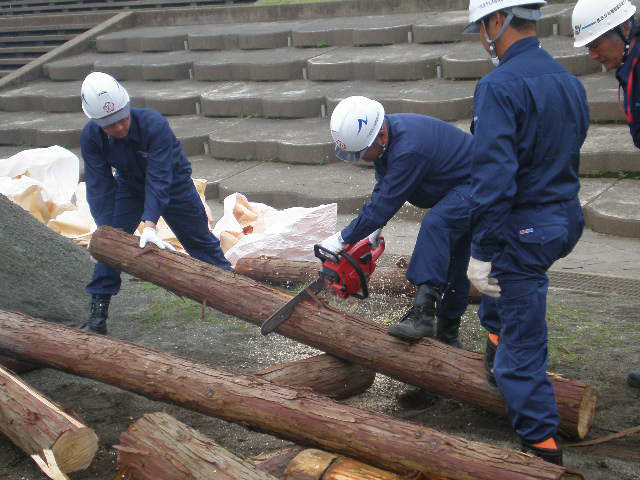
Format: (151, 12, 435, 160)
(484, 12, 515, 67)
(616, 16, 637, 65)
(372, 141, 387, 160)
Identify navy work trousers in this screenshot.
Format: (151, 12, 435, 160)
(406, 185, 472, 321)
(479, 197, 584, 443)
(87, 180, 231, 295)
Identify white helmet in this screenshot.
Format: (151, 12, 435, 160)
(81, 72, 131, 127)
(572, 0, 636, 48)
(330, 96, 385, 163)
(463, 0, 547, 34)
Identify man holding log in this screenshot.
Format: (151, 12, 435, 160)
(463, 0, 589, 465)
(320, 96, 474, 348)
(79, 72, 232, 335)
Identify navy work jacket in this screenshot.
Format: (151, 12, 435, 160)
(470, 37, 590, 261)
(81, 108, 193, 227)
(616, 39, 640, 149)
(341, 114, 473, 244)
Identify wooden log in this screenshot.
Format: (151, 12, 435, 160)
(115, 412, 279, 479)
(249, 446, 305, 478)
(0, 365, 98, 475)
(0, 353, 40, 374)
(235, 257, 482, 302)
(284, 449, 404, 480)
(0, 310, 583, 480)
(88, 226, 596, 440)
(255, 354, 375, 400)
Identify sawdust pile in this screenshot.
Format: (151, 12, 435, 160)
(0, 193, 94, 325)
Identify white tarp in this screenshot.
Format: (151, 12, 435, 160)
(213, 192, 336, 267)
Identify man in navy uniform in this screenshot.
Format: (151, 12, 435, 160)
(464, 0, 589, 465)
(79, 72, 231, 334)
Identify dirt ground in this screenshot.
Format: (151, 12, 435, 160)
(0, 267, 639, 480)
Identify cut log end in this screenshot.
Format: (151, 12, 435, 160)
(52, 427, 99, 472)
(577, 385, 597, 440)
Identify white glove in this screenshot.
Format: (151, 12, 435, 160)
(139, 227, 177, 251)
(319, 231, 345, 254)
(368, 228, 382, 248)
(467, 257, 501, 298)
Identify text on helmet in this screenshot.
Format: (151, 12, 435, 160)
(574, 0, 627, 35)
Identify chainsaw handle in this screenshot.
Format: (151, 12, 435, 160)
(314, 244, 340, 264)
(340, 250, 369, 299)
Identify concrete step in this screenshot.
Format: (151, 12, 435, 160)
(3, 73, 624, 124)
(0, 44, 52, 54)
(45, 35, 597, 83)
(441, 36, 601, 79)
(0, 111, 243, 155)
(94, 4, 573, 54)
(0, 9, 111, 28)
(0, 112, 637, 173)
(208, 117, 334, 165)
(0, 78, 475, 120)
(43, 48, 331, 81)
(0, 22, 98, 34)
(0, 56, 35, 66)
(581, 178, 640, 238)
(0, 33, 75, 45)
(0, 0, 239, 16)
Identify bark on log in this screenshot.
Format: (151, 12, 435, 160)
(0, 310, 583, 480)
(115, 412, 279, 479)
(0, 365, 98, 474)
(0, 353, 40, 374)
(235, 257, 482, 302)
(88, 226, 595, 440)
(255, 354, 375, 400)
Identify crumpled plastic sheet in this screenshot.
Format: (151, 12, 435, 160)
(213, 192, 337, 267)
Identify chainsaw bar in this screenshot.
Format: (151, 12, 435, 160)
(260, 276, 325, 335)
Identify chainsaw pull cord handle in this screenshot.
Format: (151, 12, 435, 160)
(339, 250, 369, 300)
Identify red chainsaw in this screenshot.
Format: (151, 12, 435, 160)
(260, 236, 385, 335)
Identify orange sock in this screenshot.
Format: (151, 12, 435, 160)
(488, 333, 499, 346)
(532, 437, 558, 450)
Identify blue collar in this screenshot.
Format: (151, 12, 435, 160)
(500, 36, 541, 66)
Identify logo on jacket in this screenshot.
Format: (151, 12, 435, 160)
(519, 228, 534, 235)
(103, 101, 115, 113)
(357, 116, 368, 134)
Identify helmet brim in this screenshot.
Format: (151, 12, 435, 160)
(93, 102, 131, 127)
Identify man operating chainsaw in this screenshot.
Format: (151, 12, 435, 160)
(79, 72, 231, 335)
(320, 95, 474, 348)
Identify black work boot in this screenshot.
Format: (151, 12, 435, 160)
(521, 438, 563, 466)
(436, 317, 462, 348)
(484, 335, 498, 387)
(80, 294, 111, 335)
(387, 284, 439, 342)
(628, 371, 640, 389)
